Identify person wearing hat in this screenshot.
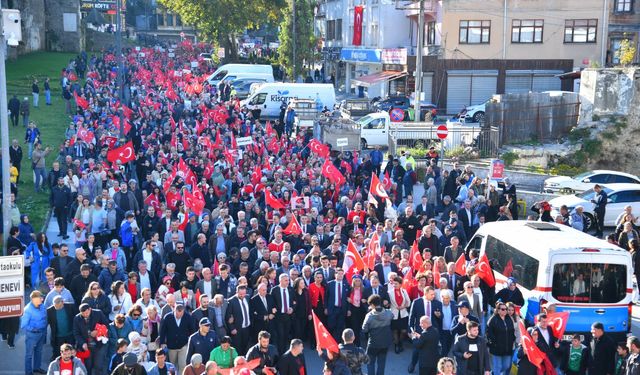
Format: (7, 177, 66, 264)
(47, 343, 88, 375)
(493, 277, 525, 307)
(73, 303, 109, 375)
(186, 317, 219, 366)
(22, 290, 48, 374)
(46, 295, 76, 360)
(450, 300, 480, 337)
(111, 352, 146, 375)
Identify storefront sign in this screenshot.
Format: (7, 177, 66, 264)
(0, 297, 23, 318)
(322, 47, 342, 60)
(0, 256, 24, 318)
(382, 48, 407, 65)
(81, 0, 120, 12)
(340, 48, 382, 63)
(490, 159, 505, 180)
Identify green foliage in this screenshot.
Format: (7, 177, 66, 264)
(501, 151, 519, 166)
(444, 146, 466, 159)
(616, 39, 637, 67)
(527, 164, 546, 174)
(567, 127, 591, 143)
(277, 0, 317, 79)
(549, 164, 586, 176)
(397, 146, 429, 159)
(592, 114, 600, 121)
(601, 131, 617, 140)
(158, 0, 286, 58)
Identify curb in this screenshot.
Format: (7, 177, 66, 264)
(42, 208, 52, 233)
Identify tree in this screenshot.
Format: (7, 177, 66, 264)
(616, 39, 637, 67)
(158, 0, 286, 60)
(277, 0, 317, 80)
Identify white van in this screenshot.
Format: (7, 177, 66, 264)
(206, 64, 274, 85)
(241, 83, 336, 118)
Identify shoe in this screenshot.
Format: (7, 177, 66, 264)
(398, 343, 404, 352)
(62, 235, 69, 240)
(8, 344, 15, 349)
(408, 365, 415, 373)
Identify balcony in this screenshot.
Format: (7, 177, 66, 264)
(400, 0, 438, 17)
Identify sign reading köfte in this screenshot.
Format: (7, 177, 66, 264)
(81, 0, 125, 12)
(0, 297, 23, 318)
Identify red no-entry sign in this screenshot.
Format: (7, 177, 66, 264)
(436, 124, 448, 139)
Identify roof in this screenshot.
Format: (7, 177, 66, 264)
(590, 170, 640, 179)
(476, 221, 624, 255)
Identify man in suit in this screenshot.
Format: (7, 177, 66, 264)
(209, 224, 230, 257)
(250, 282, 275, 343)
(363, 275, 390, 308)
(159, 304, 195, 374)
(534, 313, 561, 368)
(315, 225, 331, 249)
(300, 215, 315, 236)
(47, 296, 76, 360)
(374, 252, 399, 285)
(457, 200, 475, 240)
(271, 273, 294, 355)
(457, 281, 482, 320)
(408, 286, 443, 373)
(317, 256, 335, 281)
(278, 338, 307, 375)
(443, 236, 464, 264)
(410, 316, 440, 375)
(325, 268, 350, 340)
(211, 294, 228, 338)
(444, 262, 464, 297)
(195, 267, 217, 298)
(225, 285, 252, 354)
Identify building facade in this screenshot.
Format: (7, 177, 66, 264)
(606, 0, 640, 65)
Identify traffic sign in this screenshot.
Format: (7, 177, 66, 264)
(436, 124, 448, 139)
(390, 108, 405, 122)
(180, 32, 185, 38)
(0, 256, 24, 318)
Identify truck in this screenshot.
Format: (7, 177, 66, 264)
(339, 98, 375, 119)
(291, 98, 321, 130)
(316, 111, 482, 150)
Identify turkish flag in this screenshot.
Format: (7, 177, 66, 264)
(433, 268, 441, 288)
(503, 259, 514, 278)
(309, 139, 330, 158)
(267, 137, 279, 154)
(107, 141, 136, 164)
(409, 241, 423, 270)
(103, 136, 118, 149)
(370, 172, 389, 199)
(363, 232, 379, 271)
(266, 121, 275, 137)
(251, 166, 263, 186)
(353, 5, 364, 46)
(312, 311, 340, 353)
(165, 190, 180, 211)
(144, 193, 160, 211)
(77, 126, 95, 143)
(283, 215, 302, 236)
(402, 268, 416, 291)
(74, 92, 89, 110)
(344, 240, 365, 282)
(547, 312, 570, 339)
(322, 160, 346, 186)
(178, 211, 189, 231)
(476, 254, 496, 287)
(454, 253, 466, 276)
(518, 321, 545, 369)
(214, 129, 223, 149)
(184, 189, 205, 216)
(382, 171, 393, 190)
(122, 105, 133, 119)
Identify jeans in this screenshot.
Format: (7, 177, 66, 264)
(366, 347, 388, 375)
(33, 93, 39, 107)
(22, 114, 29, 126)
(34, 167, 46, 192)
(45, 90, 51, 105)
(28, 142, 34, 159)
(25, 330, 46, 374)
(492, 354, 512, 375)
(55, 207, 68, 236)
(86, 344, 107, 375)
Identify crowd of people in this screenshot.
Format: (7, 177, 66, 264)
(5, 41, 640, 375)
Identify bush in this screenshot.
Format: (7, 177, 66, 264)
(397, 146, 429, 159)
(444, 146, 466, 159)
(501, 151, 519, 166)
(549, 164, 586, 176)
(567, 127, 591, 143)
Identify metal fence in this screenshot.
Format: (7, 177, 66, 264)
(485, 92, 580, 144)
(389, 126, 500, 157)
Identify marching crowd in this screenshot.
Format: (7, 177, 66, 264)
(4, 41, 640, 375)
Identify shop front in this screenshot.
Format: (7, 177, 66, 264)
(341, 48, 407, 98)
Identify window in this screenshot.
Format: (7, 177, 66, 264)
(610, 175, 639, 184)
(336, 19, 343, 41)
(459, 20, 491, 44)
(552, 263, 626, 303)
(608, 190, 640, 203)
(584, 174, 608, 183)
(611, 38, 623, 64)
(615, 0, 633, 12)
(511, 19, 543, 43)
(327, 20, 335, 40)
(250, 93, 267, 105)
(166, 14, 174, 27)
(484, 235, 540, 290)
(176, 15, 182, 27)
(564, 19, 598, 43)
(427, 21, 436, 45)
(157, 14, 165, 27)
(370, 24, 379, 45)
(367, 118, 385, 129)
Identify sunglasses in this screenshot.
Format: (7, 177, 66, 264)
(133, 314, 141, 317)
(91, 287, 99, 290)
(499, 308, 507, 311)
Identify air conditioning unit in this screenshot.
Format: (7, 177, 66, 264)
(2, 9, 22, 46)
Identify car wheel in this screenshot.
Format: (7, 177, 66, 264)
(584, 213, 594, 232)
(472, 111, 485, 123)
(360, 138, 368, 150)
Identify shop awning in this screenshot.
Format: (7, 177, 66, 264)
(352, 71, 407, 88)
(555, 70, 581, 80)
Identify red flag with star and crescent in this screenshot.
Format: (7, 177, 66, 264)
(344, 240, 365, 282)
(455, 253, 467, 276)
(370, 172, 389, 199)
(144, 193, 160, 211)
(309, 139, 330, 158)
(321, 159, 345, 186)
(409, 241, 424, 271)
(312, 311, 340, 353)
(476, 253, 496, 287)
(547, 312, 570, 339)
(283, 215, 302, 236)
(74, 92, 89, 110)
(265, 189, 285, 210)
(382, 171, 393, 190)
(518, 321, 545, 369)
(183, 189, 205, 216)
(107, 141, 135, 164)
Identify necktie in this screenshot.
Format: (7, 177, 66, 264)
(240, 298, 248, 328)
(262, 296, 267, 310)
(337, 283, 342, 307)
(374, 287, 378, 295)
(426, 300, 431, 317)
(283, 288, 288, 313)
(319, 235, 322, 242)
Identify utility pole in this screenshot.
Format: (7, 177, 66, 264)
(116, 0, 125, 139)
(414, 0, 424, 123)
(292, 0, 297, 82)
(0, 14, 11, 254)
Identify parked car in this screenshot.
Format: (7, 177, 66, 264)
(230, 77, 268, 99)
(371, 96, 437, 121)
(549, 183, 640, 230)
(458, 99, 491, 123)
(544, 170, 640, 194)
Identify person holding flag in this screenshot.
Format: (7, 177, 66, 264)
(516, 322, 557, 375)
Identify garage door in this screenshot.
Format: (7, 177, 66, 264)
(446, 70, 497, 114)
(505, 70, 563, 93)
(532, 74, 561, 92)
(505, 72, 533, 94)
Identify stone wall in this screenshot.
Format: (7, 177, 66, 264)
(16, 0, 45, 53)
(44, 0, 83, 53)
(579, 68, 639, 123)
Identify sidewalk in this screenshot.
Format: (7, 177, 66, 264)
(45, 211, 77, 256)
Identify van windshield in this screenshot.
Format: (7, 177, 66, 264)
(212, 70, 228, 80)
(552, 263, 626, 303)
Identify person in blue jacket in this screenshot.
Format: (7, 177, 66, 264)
(25, 232, 54, 287)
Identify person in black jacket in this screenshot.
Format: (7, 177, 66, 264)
(72, 303, 109, 375)
(278, 338, 307, 375)
(534, 314, 562, 368)
(159, 304, 195, 374)
(47, 297, 76, 360)
(588, 322, 616, 375)
(50, 177, 71, 239)
(411, 316, 440, 375)
(246, 331, 279, 375)
(8, 95, 20, 127)
(486, 302, 516, 375)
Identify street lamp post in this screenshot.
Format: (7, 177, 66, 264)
(292, 0, 297, 82)
(414, 0, 424, 123)
(116, 0, 125, 138)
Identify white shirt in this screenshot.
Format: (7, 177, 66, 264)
(539, 327, 551, 345)
(466, 293, 475, 310)
(203, 280, 213, 297)
(139, 271, 151, 291)
(143, 250, 153, 269)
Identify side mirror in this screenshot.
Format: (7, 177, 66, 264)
(583, 178, 591, 183)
